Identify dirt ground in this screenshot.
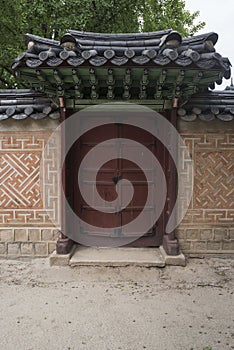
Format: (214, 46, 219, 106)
(0, 256, 233, 350)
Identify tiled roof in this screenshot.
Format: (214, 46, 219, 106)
(178, 89, 234, 122)
(12, 29, 231, 84)
(0, 90, 59, 120)
(1, 87, 234, 122)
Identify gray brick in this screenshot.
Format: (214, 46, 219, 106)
(222, 241, 234, 251)
(229, 229, 234, 240)
(21, 243, 34, 256)
(0, 229, 14, 242)
(190, 241, 207, 251)
(207, 242, 221, 251)
(176, 229, 186, 240)
(41, 229, 58, 241)
(28, 229, 41, 241)
(48, 242, 56, 254)
(214, 229, 228, 241)
(200, 229, 213, 240)
(8, 243, 20, 256)
(179, 242, 191, 251)
(15, 229, 28, 242)
(34, 243, 48, 256)
(0, 242, 6, 255)
(186, 229, 200, 241)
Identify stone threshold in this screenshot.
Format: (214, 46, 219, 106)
(50, 245, 186, 267)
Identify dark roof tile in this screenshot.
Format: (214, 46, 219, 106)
(0, 90, 59, 121)
(178, 89, 234, 122)
(13, 29, 230, 82)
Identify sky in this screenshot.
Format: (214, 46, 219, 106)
(185, 0, 234, 90)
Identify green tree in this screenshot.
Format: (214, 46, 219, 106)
(0, 0, 205, 88)
(139, 0, 205, 36)
(0, 0, 23, 87)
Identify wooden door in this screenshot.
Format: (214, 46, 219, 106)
(66, 122, 165, 247)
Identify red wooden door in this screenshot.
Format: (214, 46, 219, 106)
(67, 123, 165, 247)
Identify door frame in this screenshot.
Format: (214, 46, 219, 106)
(56, 104, 179, 255)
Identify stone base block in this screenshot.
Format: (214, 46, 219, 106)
(50, 246, 76, 266)
(160, 246, 186, 266)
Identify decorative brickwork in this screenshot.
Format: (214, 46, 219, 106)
(194, 151, 234, 209)
(178, 129, 234, 254)
(0, 151, 42, 209)
(0, 132, 60, 227)
(0, 124, 233, 257)
(0, 129, 60, 257)
(41, 130, 61, 225)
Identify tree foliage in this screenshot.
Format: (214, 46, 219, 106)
(139, 0, 205, 36)
(0, 0, 205, 88)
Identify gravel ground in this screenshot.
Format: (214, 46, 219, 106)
(0, 257, 233, 350)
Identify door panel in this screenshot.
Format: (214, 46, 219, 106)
(68, 123, 164, 247)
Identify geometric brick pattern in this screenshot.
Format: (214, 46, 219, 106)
(0, 127, 233, 256)
(180, 131, 234, 227)
(170, 130, 233, 252)
(194, 151, 234, 209)
(176, 142, 194, 220)
(0, 152, 42, 208)
(181, 208, 234, 225)
(41, 130, 61, 225)
(0, 131, 60, 227)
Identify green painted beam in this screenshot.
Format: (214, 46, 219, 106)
(16, 65, 224, 104)
(66, 98, 170, 111)
(72, 69, 81, 85)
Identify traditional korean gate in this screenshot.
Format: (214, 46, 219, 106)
(12, 28, 231, 255)
(66, 121, 165, 247)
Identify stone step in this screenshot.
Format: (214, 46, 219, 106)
(69, 246, 165, 267)
(50, 245, 186, 267)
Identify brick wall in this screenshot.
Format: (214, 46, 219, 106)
(0, 119, 60, 257)
(0, 118, 233, 257)
(177, 120, 234, 255)
(0, 228, 58, 257)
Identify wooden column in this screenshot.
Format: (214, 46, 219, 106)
(56, 98, 74, 254)
(163, 102, 180, 255)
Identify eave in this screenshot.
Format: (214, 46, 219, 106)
(177, 90, 234, 122)
(0, 89, 59, 120)
(12, 29, 231, 109)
